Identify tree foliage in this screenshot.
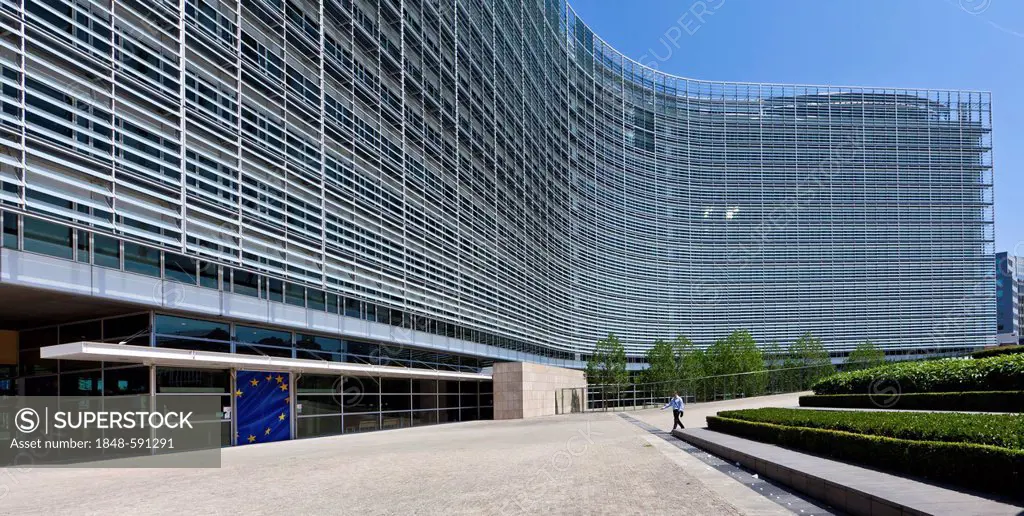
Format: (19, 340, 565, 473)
(701, 330, 766, 396)
(846, 340, 886, 371)
(585, 333, 628, 386)
(786, 332, 836, 389)
(674, 335, 705, 380)
(642, 339, 677, 395)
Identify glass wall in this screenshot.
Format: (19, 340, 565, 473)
(17, 313, 150, 387)
(14, 313, 495, 445)
(156, 367, 233, 446)
(152, 314, 492, 373)
(295, 374, 490, 440)
(0, 209, 572, 361)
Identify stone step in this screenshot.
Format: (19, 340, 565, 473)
(673, 427, 1023, 516)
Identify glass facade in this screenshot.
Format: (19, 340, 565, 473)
(0, 0, 994, 358)
(295, 374, 490, 439)
(11, 314, 494, 442)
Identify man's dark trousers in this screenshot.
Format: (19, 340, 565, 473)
(672, 409, 684, 430)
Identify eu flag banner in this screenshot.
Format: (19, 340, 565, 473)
(235, 371, 291, 445)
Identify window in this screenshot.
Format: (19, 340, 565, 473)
(235, 325, 291, 347)
(93, 234, 120, 269)
(307, 289, 326, 311)
(345, 340, 377, 362)
(235, 324, 292, 356)
(155, 336, 231, 353)
(296, 334, 342, 360)
(231, 269, 260, 298)
(296, 395, 341, 415)
(2, 212, 17, 249)
(381, 378, 410, 393)
(268, 278, 284, 302)
(165, 253, 198, 284)
(76, 230, 89, 263)
(343, 297, 361, 318)
(21, 376, 58, 396)
(285, 283, 305, 307)
(124, 242, 161, 277)
(380, 395, 411, 411)
(61, 369, 103, 396)
(103, 314, 150, 344)
(103, 366, 150, 396)
(297, 415, 343, 438)
(296, 374, 339, 393)
(199, 261, 219, 289)
(412, 379, 436, 393)
(154, 314, 230, 340)
(22, 217, 72, 259)
(343, 413, 379, 432)
(156, 367, 230, 393)
(59, 320, 101, 343)
(326, 293, 339, 313)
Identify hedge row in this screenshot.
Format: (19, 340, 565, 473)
(798, 391, 1024, 413)
(706, 415, 1024, 498)
(812, 353, 1024, 395)
(973, 345, 1024, 359)
(716, 408, 1024, 450)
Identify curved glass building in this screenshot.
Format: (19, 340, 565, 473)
(0, 0, 994, 370)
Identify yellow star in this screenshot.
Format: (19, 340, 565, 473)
(235, 432, 239, 439)
(275, 375, 284, 384)
(279, 383, 288, 392)
(249, 378, 259, 387)
(265, 374, 272, 382)
(265, 427, 271, 436)
(247, 434, 256, 443)
(284, 397, 290, 404)
(279, 412, 286, 421)
(235, 389, 243, 397)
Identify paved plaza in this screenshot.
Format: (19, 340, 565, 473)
(0, 394, 804, 515)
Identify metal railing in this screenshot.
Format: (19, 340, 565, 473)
(556, 353, 972, 414)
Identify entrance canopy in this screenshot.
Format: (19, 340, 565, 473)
(41, 342, 492, 381)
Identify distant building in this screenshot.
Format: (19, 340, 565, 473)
(996, 252, 1023, 345)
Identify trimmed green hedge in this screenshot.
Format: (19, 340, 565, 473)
(716, 408, 1024, 450)
(973, 345, 1024, 359)
(798, 391, 1024, 413)
(707, 415, 1024, 498)
(813, 354, 1024, 395)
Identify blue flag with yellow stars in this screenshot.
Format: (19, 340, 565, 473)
(236, 371, 291, 445)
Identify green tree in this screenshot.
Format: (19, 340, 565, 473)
(846, 340, 886, 371)
(787, 332, 836, 389)
(762, 341, 786, 393)
(728, 330, 766, 397)
(585, 333, 628, 386)
(673, 336, 706, 401)
(702, 330, 766, 399)
(674, 336, 704, 377)
(642, 339, 677, 396)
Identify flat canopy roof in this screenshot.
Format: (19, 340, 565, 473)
(41, 342, 492, 381)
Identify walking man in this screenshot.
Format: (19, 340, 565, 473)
(661, 391, 685, 430)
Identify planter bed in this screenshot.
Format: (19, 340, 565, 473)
(707, 410, 1024, 498)
(798, 391, 1024, 413)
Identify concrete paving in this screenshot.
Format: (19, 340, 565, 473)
(0, 397, 808, 516)
(624, 391, 812, 432)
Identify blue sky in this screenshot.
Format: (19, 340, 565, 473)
(569, 0, 1023, 254)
